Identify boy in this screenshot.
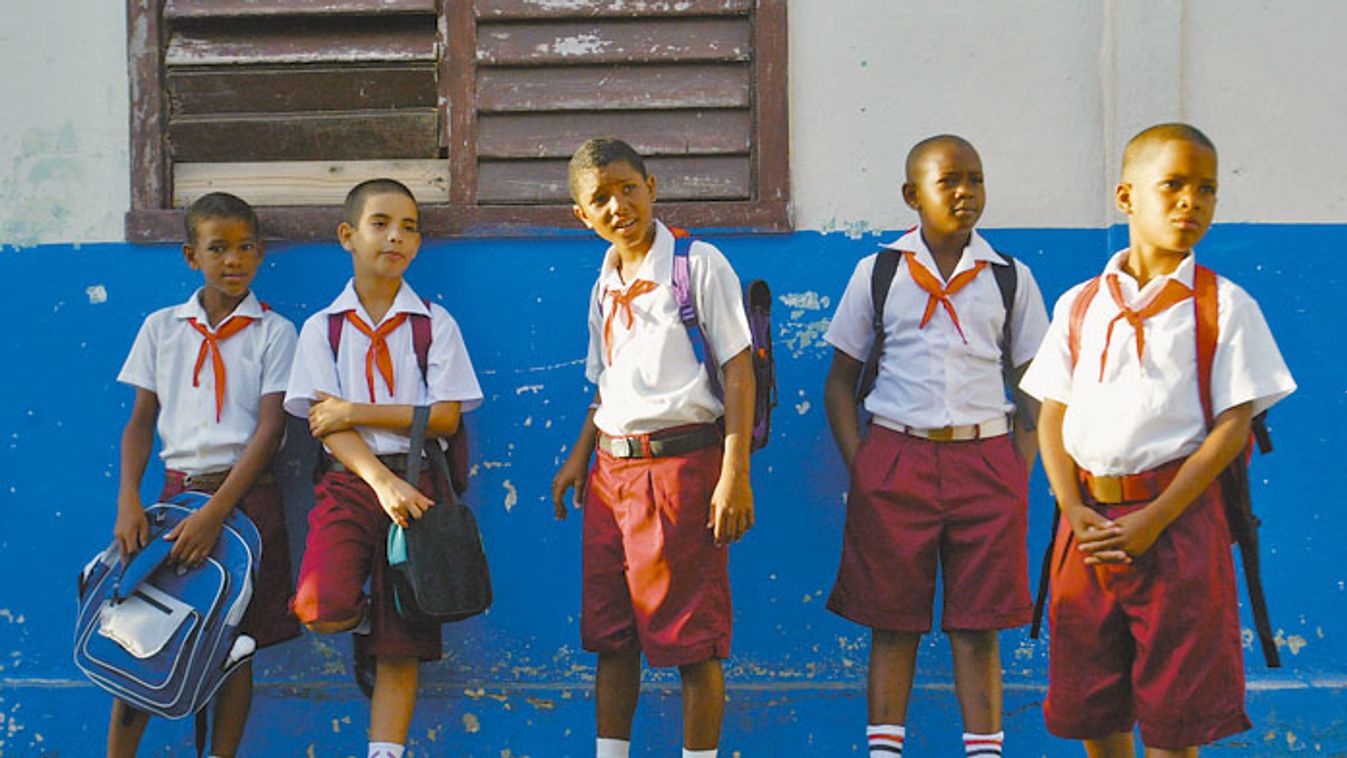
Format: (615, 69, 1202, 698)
(110, 192, 300, 757)
(821, 135, 1049, 757)
(285, 179, 482, 758)
(550, 137, 756, 758)
(1020, 123, 1295, 756)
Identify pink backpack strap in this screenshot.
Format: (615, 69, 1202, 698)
(1067, 275, 1103, 371)
(1193, 265, 1219, 428)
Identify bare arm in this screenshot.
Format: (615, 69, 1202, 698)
(321, 427, 432, 528)
(308, 394, 462, 439)
(1037, 399, 1127, 564)
(710, 349, 754, 545)
(823, 349, 864, 472)
(165, 393, 286, 566)
(550, 391, 601, 520)
(1009, 362, 1040, 473)
(114, 388, 159, 559)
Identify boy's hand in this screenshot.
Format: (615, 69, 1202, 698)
(550, 449, 591, 520)
(165, 508, 226, 568)
(308, 391, 355, 437)
(1064, 503, 1132, 565)
(709, 469, 754, 546)
(372, 474, 434, 528)
(1078, 507, 1167, 563)
(114, 496, 150, 561)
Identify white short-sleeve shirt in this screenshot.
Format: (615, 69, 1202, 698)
(118, 289, 297, 475)
(1020, 250, 1296, 476)
(824, 228, 1050, 428)
(284, 279, 483, 456)
(584, 221, 752, 436)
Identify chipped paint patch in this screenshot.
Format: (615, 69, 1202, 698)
(1274, 629, 1309, 655)
(515, 384, 544, 395)
(795, 400, 811, 415)
(85, 285, 107, 304)
(778, 317, 832, 358)
(462, 712, 481, 733)
(503, 480, 518, 511)
(545, 33, 612, 57)
(778, 291, 830, 311)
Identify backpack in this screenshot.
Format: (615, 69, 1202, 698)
(327, 303, 470, 494)
(856, 242, 1021, 404)
(1028, 265, 1280, 667)
(75, 492, 261, 736)
(599, 231, 778, 451)
(386, 405, 492, 624)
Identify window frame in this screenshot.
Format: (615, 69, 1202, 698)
(125, 0, 790, 242)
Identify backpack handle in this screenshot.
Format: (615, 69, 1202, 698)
(111, 527, 175, 603)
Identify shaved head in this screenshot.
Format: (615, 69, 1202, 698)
(1122, 123, 1216, 180)
(905, 134, 978, 182)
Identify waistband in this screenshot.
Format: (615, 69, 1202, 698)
(871, 414, 1012, 442)
(324, 452, 421, 475)
(1077, 458, 1186, 505)
(597, 423, 722, 459)
(166, 468, 276, 493)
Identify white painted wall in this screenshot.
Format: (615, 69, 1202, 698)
(0, 0, 129, 246)
(1, 1, 1344, 244)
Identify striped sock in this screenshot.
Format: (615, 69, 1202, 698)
(963, 730, 1004, 756)
(368, 742, 404, 758)
(867, 724, 905, 756)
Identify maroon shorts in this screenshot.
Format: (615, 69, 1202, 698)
(827, 426, 1032, 632)
(292, 470, 441, 662)
(161, 471, 301, 649)
(1044, 479, 1251, 748)
(581, 444, 732, 668)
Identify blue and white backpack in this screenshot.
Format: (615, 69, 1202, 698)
(75, 490, 261, 720)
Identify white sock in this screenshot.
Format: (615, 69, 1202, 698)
(868, 724, 905, 756)
(596, 737, 630, 758)
(963, 730, 1004, 756)
(369, 742, 404, 758)
(682, 750, 717, 758)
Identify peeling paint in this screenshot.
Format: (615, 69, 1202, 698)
(503, 480, 518, 511)
(85, 284, 107, 304)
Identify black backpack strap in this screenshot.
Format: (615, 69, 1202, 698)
(991, 252, 1018, 384)
(1029, 502, 1060, 639)
(857, 249, 900, 399)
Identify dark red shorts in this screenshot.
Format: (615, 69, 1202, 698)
(827, 426, 1032, 633)
(581, 444, 731, 668)
(1044, 479, 1251, 748)
(161, 472, 301, 649)
(292, 470, 441, 662)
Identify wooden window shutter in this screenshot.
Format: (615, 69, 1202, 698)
(126, 0, 789, 240)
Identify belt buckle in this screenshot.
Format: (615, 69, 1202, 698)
(609, 436, 633, 458)
(926, 426, 955, 442)
(1092, 476, 1123, 504)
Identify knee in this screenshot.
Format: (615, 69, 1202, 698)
(947, 629, 998, 656)
(292, 576, 362, 633)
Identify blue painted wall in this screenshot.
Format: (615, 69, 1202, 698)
(0, 224, 1340, 756)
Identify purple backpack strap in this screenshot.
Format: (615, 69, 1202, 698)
(672, 236, 723, 399)
(328, 300, 431, 380)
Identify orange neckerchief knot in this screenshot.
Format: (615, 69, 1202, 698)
(603, 280, 660, 365)
(186, 315, 256, 423)
(344, 311, 409, 402)
(903, 252, 987, 344)
(1099, 273, 1192, 381)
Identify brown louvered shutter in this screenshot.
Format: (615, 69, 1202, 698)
(126, 0, 789, 240)
(463, 0, 789, 230)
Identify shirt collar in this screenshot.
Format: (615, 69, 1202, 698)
(172, 288, 264, 324)
(882, 227, 1003, 278)
(1103, 249, 1196, 299)
(322, 279, 430, 325)
(599, 220, 674, 291)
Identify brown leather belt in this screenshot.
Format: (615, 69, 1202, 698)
(597, 423, 722, 459)
(1078, 459, 1183, 504)
(167, 468, 275, 493)
(325, 453, 421, 475)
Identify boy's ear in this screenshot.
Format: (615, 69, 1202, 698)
(901, 182, 919, 210)
(182, 243, 200, 270)
(337, 221, 355, 251)
(571, 204, 595, 230)
(645, 173, 657, 202)
(1115, 182, 1134, 215)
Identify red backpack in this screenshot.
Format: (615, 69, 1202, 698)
(1030, 265, 1280, 667)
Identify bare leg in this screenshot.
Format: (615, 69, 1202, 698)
(596, 651, 642, 740)
(868, 629, 921, 724)
(1085, 732, 1135, 758)
(948, 630, 1001, 734)
(679, 658, 725, 751)
(207, 660, 254, 757)
(369, 656, 418, 744)
(1145, 746, 1198, 758)
(106, 700, 150, 758)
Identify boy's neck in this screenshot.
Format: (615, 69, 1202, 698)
(613, 225, 657, 284)
(1123, 241, 1191, 289)
(198, 288, 249, 329)
(919, 227, 971, 280)
(353, 274, 403, 324)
